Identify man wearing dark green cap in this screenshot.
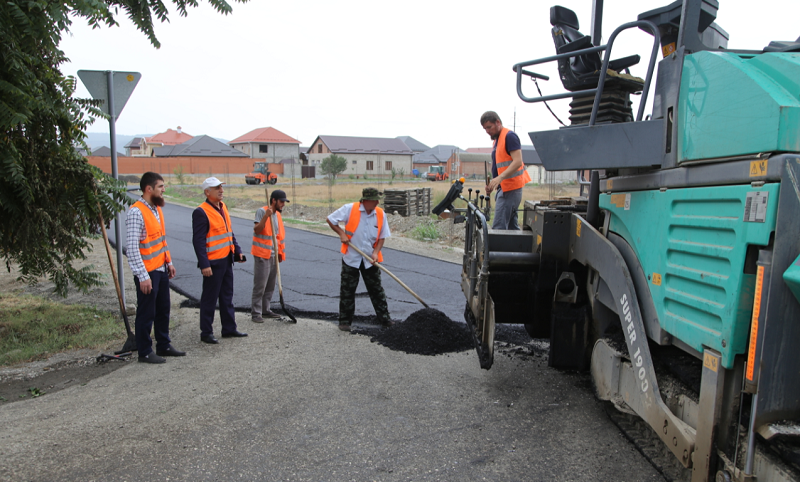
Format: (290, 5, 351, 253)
(327, 187, 392, 331)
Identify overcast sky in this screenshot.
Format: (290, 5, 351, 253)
(61, 0, 799, 149)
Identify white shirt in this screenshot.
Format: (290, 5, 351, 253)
(327, 203, 391, 269)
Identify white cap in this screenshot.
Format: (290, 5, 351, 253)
(202, 177, 224, 190)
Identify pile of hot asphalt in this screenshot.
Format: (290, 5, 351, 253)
(370, 308, 473, 356)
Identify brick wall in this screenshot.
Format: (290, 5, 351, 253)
(86, 156, 285, 176)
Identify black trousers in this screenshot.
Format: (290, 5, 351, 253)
(134, 270, 171, 355)
(199, 257, 238, 337)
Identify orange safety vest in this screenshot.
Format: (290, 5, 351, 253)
(341, 202, 385, 262)
(198, 201, 235, 261)
(132, 200, 171, 272)
(252, 209, 286, 261)
(495, 127, 531, 192)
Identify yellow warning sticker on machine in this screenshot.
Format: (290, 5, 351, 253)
(652, 273, 662, 286)
(576, 219, 582, 237)
(610, 194, 626, 207)
(537, 234, 542, 247)
(749, 160, 767, 177)
(704, 352, 719, 372)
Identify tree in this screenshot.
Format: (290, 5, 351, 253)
(1, 0, 246, 296)
(320, 154, 348, 184)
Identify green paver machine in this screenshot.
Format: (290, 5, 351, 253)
(457, 1, 800, 480)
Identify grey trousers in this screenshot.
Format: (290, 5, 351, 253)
(251, 255, 277, 317)
(492, 187, 523, 230)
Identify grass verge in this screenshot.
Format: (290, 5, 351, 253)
(0, 293, 124, 367)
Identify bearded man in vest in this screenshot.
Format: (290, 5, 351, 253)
(192, 177, 248, 344)
(126, 172, 185, 364)
(251, 189, 288, 323)
(481, 111, 532, 230)
(326, 187, 392, 331)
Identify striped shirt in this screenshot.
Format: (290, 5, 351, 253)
(126, 197, 170, 281)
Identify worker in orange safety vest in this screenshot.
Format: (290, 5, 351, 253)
(126, 171, 185, 363)
(481, 111, 531, 230)
(250, 189, 288, 323)
(192, 177, 248, 344)
(326, 187, 392, 331)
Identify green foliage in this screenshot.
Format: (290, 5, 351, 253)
(411, 219, 441, 242)
(320, 154, 348, 184)
(0, 0, 246, 296)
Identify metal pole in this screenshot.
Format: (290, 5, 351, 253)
(591, 0, 604, 46)
(107, 70, 126, 307)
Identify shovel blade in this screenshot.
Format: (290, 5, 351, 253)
(116, 334, 137, 355)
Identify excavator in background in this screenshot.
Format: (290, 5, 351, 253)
(446, 1, 800, 481)
(245, 161, 278, 185)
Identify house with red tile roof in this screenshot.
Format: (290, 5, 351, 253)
(229, 127, 301, 163)
(141, 127, 193, 157)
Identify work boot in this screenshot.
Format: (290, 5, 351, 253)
(252, 316, 264, 323)
(263, 311, 281, 319)
(338, 323, 351, 332)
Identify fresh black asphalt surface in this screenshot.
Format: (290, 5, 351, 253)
(109, 200, 465, 323)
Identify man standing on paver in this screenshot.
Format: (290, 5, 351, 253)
(327, 187, 392, 331)
(126, 171, 185, 364)
(192, 177, 248, 344)
(481, 110, 531, 230)
(251, 189, 288, 323)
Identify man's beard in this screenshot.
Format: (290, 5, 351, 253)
(151, 195, 165, 207)
(490, 133, 499, 141)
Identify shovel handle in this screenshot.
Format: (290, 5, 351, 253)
(346, 243, 430, 309)
(97, 203, 132, 335)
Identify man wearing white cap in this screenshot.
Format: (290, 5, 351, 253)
(191, 177, 248, 344)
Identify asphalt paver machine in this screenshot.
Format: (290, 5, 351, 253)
(456, 1, 800, 480)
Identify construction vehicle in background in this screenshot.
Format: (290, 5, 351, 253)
(245, 162, 278, 185)
(425, 165, 448, 182)
(444, 1, 800, 481)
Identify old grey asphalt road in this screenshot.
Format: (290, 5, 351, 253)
(110, 200, 464, 323)
(0, 315, 663, 481)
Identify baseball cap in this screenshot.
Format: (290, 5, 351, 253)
(361, 187, 383, 201)
(270, 189, 290, 202)
(202, 177, 224, 190)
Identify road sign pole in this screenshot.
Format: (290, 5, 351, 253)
(106, 71, 126, 308)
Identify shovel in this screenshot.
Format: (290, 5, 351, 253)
(270, 213, 297, 323)
(97, 204, 137, 354)
(346, 243, 430, 308)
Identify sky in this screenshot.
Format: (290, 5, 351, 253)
(60, 0, 800, 150)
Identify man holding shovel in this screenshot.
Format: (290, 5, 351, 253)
(126, 172, 185, 364)
(327, 187, 392, 331)
(251, 190, 288, 323)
